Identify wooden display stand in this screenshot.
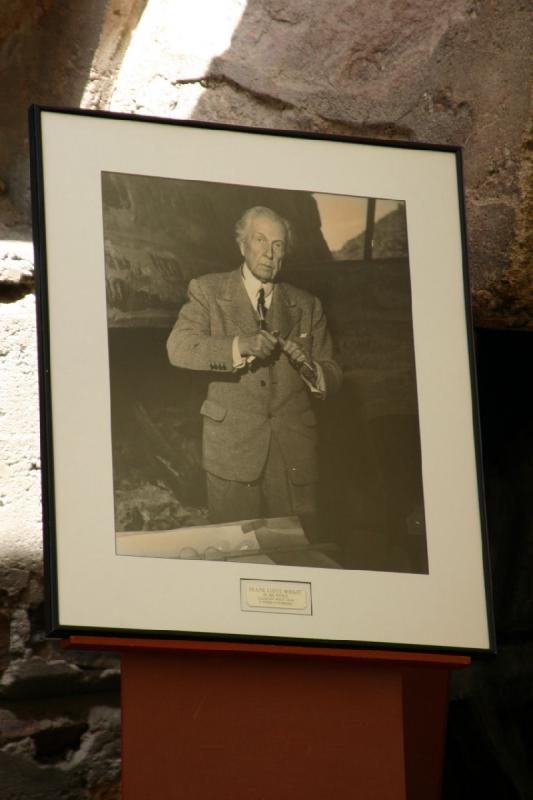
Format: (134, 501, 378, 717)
(64, 636, 469, 800)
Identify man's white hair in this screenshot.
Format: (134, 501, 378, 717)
(235, 206, 293, 252)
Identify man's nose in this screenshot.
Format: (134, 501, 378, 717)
(263, 240, 273, 258)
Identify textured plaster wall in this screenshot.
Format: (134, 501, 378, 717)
(0, 0, 531, 797)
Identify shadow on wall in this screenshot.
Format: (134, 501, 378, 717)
(0, 0, 147, 223)
(189, 0, 424, 139)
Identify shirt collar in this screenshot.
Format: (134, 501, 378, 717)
(241, 263, 274, 306)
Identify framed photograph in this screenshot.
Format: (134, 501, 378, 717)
(30, 106, 494, 652)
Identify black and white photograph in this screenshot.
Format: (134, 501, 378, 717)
(30, 107, 493, 651)
(103, 173, 428, 575)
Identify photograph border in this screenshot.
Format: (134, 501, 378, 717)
(29, 105, 495, 653)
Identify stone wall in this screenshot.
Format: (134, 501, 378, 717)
(1, 1, 531, 797)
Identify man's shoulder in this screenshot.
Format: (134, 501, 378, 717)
(279, 281, 319, 308)
(193, 269, 235, 288)
(188, 270, 239, 302)
(196, 269, 233, 283)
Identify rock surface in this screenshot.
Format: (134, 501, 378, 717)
(0, 0, 530, 327)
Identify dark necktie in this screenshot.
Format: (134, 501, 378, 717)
(257, 288, 267, 329)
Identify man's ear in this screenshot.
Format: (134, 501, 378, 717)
(238, 240, 245, 257)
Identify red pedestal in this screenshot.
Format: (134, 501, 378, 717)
(65, 637, 469, 800)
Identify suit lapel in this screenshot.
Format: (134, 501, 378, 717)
(216, 271, 302, 339)
(270, 284, 302, 339)
(217, 269, 258, 334)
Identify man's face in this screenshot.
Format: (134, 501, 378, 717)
(240, 214, 286, 283)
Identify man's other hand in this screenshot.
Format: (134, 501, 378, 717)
(278, 336, 309, 366)
(238, 331, 278, 360)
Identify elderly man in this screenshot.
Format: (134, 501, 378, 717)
(167, 205, 342, 525)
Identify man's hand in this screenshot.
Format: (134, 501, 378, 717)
(238, 331, 279, 360)
(278, 335, 322, 390)
(278, 336, 309, 367)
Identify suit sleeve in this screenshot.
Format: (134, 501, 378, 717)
(309, 296, 343, 395)
(167, 278, 234, 372)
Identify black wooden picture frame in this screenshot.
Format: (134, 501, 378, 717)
(29, 105, 494, 653)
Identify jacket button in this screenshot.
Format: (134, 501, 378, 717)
(260, 380, 266, 387)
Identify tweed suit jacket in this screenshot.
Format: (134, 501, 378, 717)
(167, 269, 342, 484)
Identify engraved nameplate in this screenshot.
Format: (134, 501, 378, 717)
(240, 579, 312, 615)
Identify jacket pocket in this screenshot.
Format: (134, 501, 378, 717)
(200, 398, 227, 422)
